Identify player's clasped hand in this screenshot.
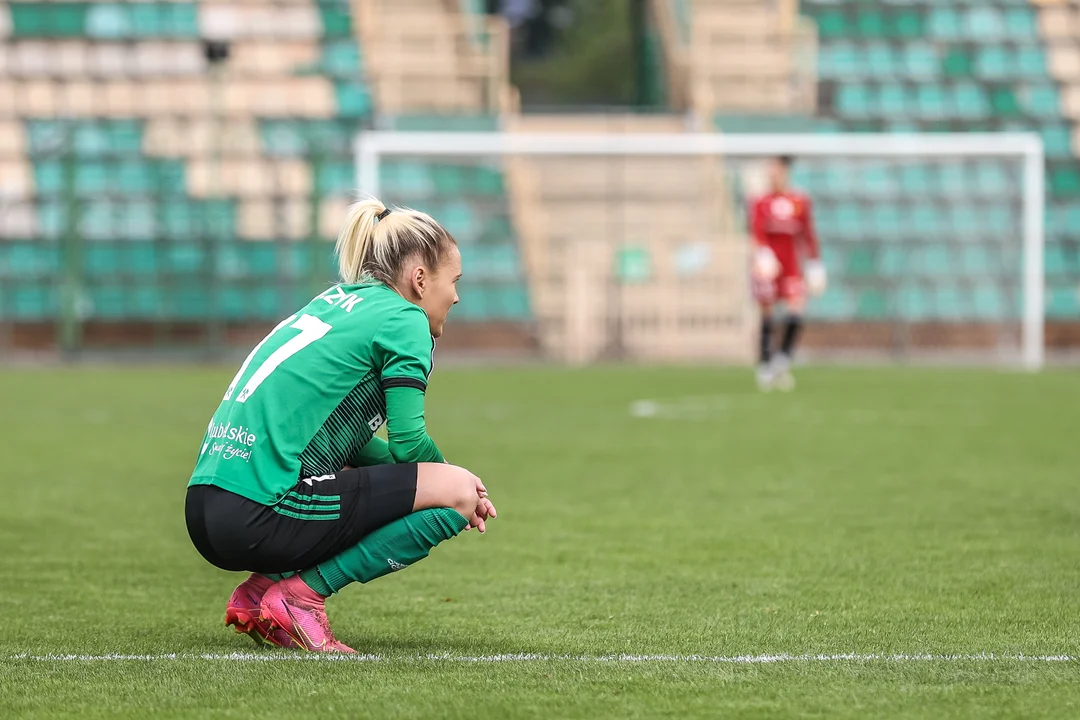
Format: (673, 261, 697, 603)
(465, 475, 497, 533)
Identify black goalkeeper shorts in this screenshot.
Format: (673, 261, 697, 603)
(185, 465, 418, 574)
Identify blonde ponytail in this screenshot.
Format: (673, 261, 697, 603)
(335, 197, 456, 286)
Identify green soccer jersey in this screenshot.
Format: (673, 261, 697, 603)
(188, 283, 436, 505)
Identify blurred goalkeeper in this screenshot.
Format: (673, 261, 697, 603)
(749, 155, 826, 391)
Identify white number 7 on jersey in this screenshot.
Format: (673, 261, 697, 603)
(223, 314, 332, 403)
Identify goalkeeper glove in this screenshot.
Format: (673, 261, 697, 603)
(806, 260, 827, 296)
(753, 246, 780, 280)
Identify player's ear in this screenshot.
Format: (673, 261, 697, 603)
(411, 265, 426, 299)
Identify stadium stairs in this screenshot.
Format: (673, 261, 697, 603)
(502, 113, 753, 364)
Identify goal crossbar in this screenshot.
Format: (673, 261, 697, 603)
(355, 131, 1045, 370)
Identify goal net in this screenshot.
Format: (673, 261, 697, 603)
(356, 130, 1045, 370)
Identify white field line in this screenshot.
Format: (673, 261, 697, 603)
(3, 652, 1077, 664)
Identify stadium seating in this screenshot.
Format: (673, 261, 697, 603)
(777, 0, 1080, 323)
(0, 0, 525, 327)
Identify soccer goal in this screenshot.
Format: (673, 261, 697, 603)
(355, 130, 1045, 370)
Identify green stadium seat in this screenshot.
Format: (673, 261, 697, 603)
(163, 244, 204, 275)
(9, 287, 56, 320)
(836, 85, 871, 118)
(1046, 284, 1080, 317)
(335, 82, 373, 118)
(1045, 244, 1068, 277)
(935, 287, 966, 320)
(972, 161, 1012, 197)
(896, 283, 931, 320)
(1016, 46, 1048, 79)
(846, 246, 876, 276)
(949, 204, 981, 235)
(865, 42, 897, 77)
(321, 41, 363, 78)
(974, 46, 1011, 81)
(893, 10, 923, 40)
(990, 88, 1022, 118)
(315, 162, 353, 195)
(878, 245, 906, 276)
(915, 85, 949, 120)
(85, 4, 129, 39)
(438, 202, 478, 239)
(319, 2, 353, 38)
(942, 48, 972, 78)
(815, 10, 847, 39)
(912, 244, 952, 276)
(876, 84, 909, 116)
(1051, 167, 1080, 197)
(818, 43, 852, 79)
(963, 7, 1005, 41)
(834, 203, 865, 240)
(1041, 125, 1072, 160)
(9, 2, 87, 37)
(855, 9, 885, 38)
(381, 160, 436, 197)
(898, 164, 931, 196)
(1004, 8, 1037, 39)
(855, 287, 888, 318)
(1020, 85, 1062, 120)
(910, 205, 944, 238)
(0, 243, 59, 277)
(953, 82, 990, 119)
(810, 286, 853, 320)
(974, 284, 1007, 321)
(927, 8, 961, 40)
(903, 43, 939, 80)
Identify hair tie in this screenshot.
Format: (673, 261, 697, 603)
(376, 208, 392, 220)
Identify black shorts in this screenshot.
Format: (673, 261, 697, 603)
(185, 465, 418, 574)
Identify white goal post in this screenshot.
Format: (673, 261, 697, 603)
(355, 131, 1045, 370)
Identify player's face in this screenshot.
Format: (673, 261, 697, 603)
(768, 160, 789, 191)
(419, 244, 461, 339)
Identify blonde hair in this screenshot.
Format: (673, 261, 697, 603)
(335, 197, 457, 286)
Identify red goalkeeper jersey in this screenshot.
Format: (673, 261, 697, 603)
(748, 191, 820, 277)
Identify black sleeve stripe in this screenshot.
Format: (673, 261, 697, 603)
(382, 377, 428, 392)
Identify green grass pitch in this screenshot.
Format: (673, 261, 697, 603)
(0, 365, 1078, 718)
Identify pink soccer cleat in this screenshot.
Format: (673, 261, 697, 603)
(259, 576, 355, 653)
(225, 573, 301, 648)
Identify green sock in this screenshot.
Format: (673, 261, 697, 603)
(301, 508, 468, 595)
(262, 572, 292, 582)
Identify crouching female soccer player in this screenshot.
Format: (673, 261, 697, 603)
(185, 198, 496, 653)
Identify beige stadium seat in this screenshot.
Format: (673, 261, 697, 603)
(287, 77, 335, 117)
(9, 42, 51, 77)
(0, 122, 26, 156)
(58, 81, 104, 116)
(188, 159, 269, 198)
(1064, 85, 1080, 121)
(132, 42, 205, 76)
(144, 118, 261, 158)
(0, 161, 33, 198)
(1049, 44, 1080, 82)
(0, 84, 13, 118)
(229, 42, 318, 77)
(0, 203, 36, 238)
(238, 198, 311, 240)
(1038, 6, 1073, 40)
(199, 3, 320, 40)
(320, 196, 352, 240)
(269, 160, 312, 197)
(89, 43, 129, 78)
(101, 81, 140, 116)
(1073, 126, 1080, 157)
(19, 80, 60, 117)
